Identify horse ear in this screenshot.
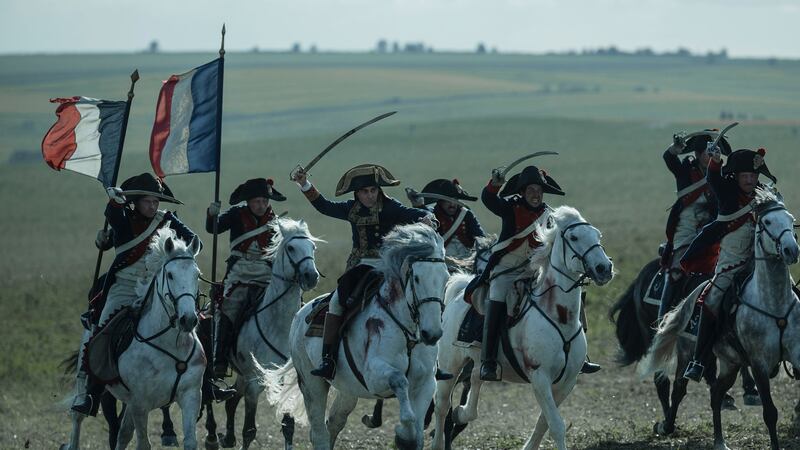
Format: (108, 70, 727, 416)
(189, 236, 201, 256)
(546, 216, 555, 229)
(164, 237, 174, 254)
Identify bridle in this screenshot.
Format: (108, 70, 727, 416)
(271, 235, 316, 285)
(539, 221, 606, 294)
(755, 205, 796, 261)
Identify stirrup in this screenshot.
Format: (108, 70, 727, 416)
(209, 379, 236, 402)
(684, 360, 704, 381)
(311, 358, 336, 380)
(479, 361, 500, 381)
(71, 394, 94, 416)
(435, 368, 454, 381)
(580, 360, 602, 374)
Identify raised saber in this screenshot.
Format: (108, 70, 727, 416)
(497, 151, 559, 179)
(405, 187, 468, 208)
(710, 121, 738, 150)
(289, 111, 397, 180)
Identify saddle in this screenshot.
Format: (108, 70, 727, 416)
(305, 268, 384, 338)
(85, 306, 138, 385)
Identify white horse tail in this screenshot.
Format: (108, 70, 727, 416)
(444, 273, 472, 306)
(637, 295, 694, 378)
(264, 358, 308, 427)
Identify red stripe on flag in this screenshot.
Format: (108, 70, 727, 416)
(41, 101, 81, 170)
(149, 75, 180, 178)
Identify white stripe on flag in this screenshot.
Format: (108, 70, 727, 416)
(160, 69, 196, 176)
(63, 102, 102, 178)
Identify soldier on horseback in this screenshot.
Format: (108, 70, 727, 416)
(207, 177, 287, 378)
(292, 164, 435, 380)
(72, 173, 199, 415)
(658, 132, 731, 320)
(409, 178, 486, 259)
(681, 147, 777, 381)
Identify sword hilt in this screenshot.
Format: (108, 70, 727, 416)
(289, 165, 306, 183)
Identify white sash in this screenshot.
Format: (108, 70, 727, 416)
(491, 208, 551, 254)
(115, 211, 166, 255)
(675, 178, 707, 198)
(229, 222, 272, 250)
(716, 201, 755, 222)
(441, 207, 468, 244)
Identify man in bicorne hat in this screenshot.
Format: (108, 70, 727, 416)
(410, 178, 486, 260)
(657, 132, 731, 320)
(293, 164, 433, 380)
(207, 177, 286, 378)
(71, 173, 200, 415)
(681, 147, 776, 381)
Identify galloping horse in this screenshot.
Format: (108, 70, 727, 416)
(432, 206, 613, 450)
(63, 228, 204, 450)
(214, 217, 321, 450)
(266, 223, 449, 449)
(642, 189, 800, 450)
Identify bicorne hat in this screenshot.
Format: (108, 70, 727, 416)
(723, 148, 776, 183)
(681, 130, 732, 156)
(120, 173, 180, 204)
(420, 178, 477, 204)
(229, 178, 286, 205)
(335, 164, 400, 196)
(499, 165, 565, 197)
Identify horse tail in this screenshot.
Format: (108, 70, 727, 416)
(444, 274, 472, 306)
(608, 259, 659, 366)
(60, 350, 80, 376)
(637, 294, 695, 378)
(264, 358, 308, 427)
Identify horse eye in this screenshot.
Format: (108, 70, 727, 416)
(414, 275, 420, 283)
(167, 272, 173, 280)
(765, 220, 772, 226)
(570, 235, 578, 242)
(287, 245, 295, 253)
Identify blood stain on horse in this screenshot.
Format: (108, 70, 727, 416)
(364, 317, 385, 358)
(515, 346, 540, 371)
(555, 305, 571, 324)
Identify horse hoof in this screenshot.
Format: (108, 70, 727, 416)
(394, 434, 417, 450)
(653, 421, 674, 436)
(205, 435, 220, 450)
(743, 393, 762, 406)
(722, 394, 738, 411)
(217, 432, 236, 448)
(361, 414, 381, 429)
(161, 435, 179, 447)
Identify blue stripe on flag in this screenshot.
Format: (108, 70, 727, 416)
(96, 101, 127, 187)
(186, 59, 220, 174)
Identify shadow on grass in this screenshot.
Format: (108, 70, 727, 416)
(583, 438, 711, 450)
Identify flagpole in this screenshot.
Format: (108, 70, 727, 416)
(91, 69, 140, 290)
(210, 24, 225, 370)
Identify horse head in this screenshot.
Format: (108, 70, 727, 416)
(380, 223, 449, 346)
(547, 206, 614, 286)
(150, 230, 201, 333)
(267, 217, 322, 291)
(754, 188, 798, 265)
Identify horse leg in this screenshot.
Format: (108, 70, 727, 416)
(740, 367, 761, 406)
(524, 377, 576, 450)
(448, 367, 473, 445)
(409, 377, 437, 450)
(527, 372, 569, 450)
(361, 400, 384, 428)
(100, 393, 120, 450)
(218, 392, 241, 448)
(652, 372, 671, 434)
(114, 408, 135, 450)
(384, 370, 418, 450)
(240, 380, 264, 449)
(452, 362, 483, 426)
(709, 361, 739, 450)
(298, 373, 331, 450)
(431, 370, 460, 450)
(281, 413, 295, 450)
(204, 402, 220, 450)
(750, 365, 780, 450)
(160, 405, 179, 447)
(59, 410, 85, 450)
(178, 389, 202, 450)
(326, 390, 358, 447)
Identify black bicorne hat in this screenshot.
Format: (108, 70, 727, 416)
(335, 164, 400, 196)
(499, 165, 565, 197)
(120, 173, 180, 204)
(229, 178, 286, 205)
(682, 130, 732, 156)
(723, 148, 776, 183)
(420, 178, 477, 204)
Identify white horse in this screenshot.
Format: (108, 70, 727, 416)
(216, 217, 321, 450)
(266, 223, 450, 450)
(432, 206, 614, 450)
(641, 189, 800, 450)
(63, 228, 204, 450)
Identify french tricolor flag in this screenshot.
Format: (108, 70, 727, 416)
(41, 97, 127, 187)
(149, 59, 221, 178)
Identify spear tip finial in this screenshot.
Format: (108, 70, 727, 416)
(131, 69, 140, 83)
(219, 24, 226, 56)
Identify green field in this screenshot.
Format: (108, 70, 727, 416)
(2, 51, 800, 448)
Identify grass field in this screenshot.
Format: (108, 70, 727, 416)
(2, 51, 800, 449)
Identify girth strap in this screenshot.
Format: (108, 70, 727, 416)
(739, 296, 798, 364)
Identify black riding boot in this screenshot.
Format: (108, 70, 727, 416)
(311, 313, 343, 380)
(684, 311, 714, 382)
(657, 271, 682, 321)
(581, 356, 602, 374)
(578, 292, 601, 374)
(213, 315, 234, 379)
(71, 374, 103, 416)
(480, 301, 506, 381)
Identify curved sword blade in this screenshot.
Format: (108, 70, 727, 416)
(711, 122, 738, 149)
(290, 111, 397, 180)
(499, 151, 559, 178)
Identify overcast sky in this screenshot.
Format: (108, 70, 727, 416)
(1, 0, 798, 58)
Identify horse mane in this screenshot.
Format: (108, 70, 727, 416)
(375, 223, 444, 283)
(446, 234, 498, 274)
(136, 225, 191, 297)
(264, 217, 324, 261)
(753, 186, 784, 216)
(528, 206, 586, 280)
